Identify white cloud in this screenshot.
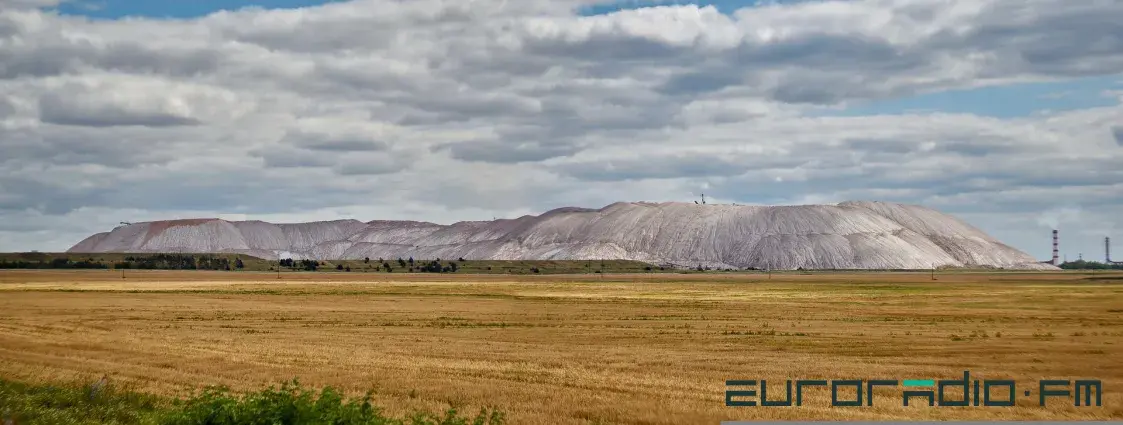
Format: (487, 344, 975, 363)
(0, 0, 1122, 260)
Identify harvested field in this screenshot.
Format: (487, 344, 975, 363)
(1, 270, 1122, 423)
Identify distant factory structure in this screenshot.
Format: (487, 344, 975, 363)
(1046, 229, 1060, 265)
(1044, 230, 1123, 267)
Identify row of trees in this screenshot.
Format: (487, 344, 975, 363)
(370, 259, 460, 273)
(0, 255, 248, 270)
(278, 258, 320, 271)
(0, 258, 109, 269)
(1059, 260, 1123, 270)
(354, 257, 465, 273)
(116, 254, 245, 270)
(360, 256, 467, 265)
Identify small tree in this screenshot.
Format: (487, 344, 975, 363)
(398, 258, 407, 268)
(408, 257, 414, 266)
(299, 260, 318, 271)
(235, 258, 245, 269)
(345, 266, 351, 272)
(449, 262, 458, 272)
(364, 257, 370, 264)
(336, 264, 344, 271)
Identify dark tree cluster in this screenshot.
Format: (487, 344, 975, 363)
(0, 254, 257, 271)
(114, 254, 234, 270)
(196, 256, 234, 271)
(417, 260, 458, 273)
(278, 258, 320, 271)
(0, 257, 109, 269)
(1060, 260, 1123, 270)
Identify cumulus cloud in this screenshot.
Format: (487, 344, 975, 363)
(281, 130, 391, 152)
(1, 0, 63, 9)
(39, 93, 201, 127)
(0, 95, 14, 118)
(435, 139, 583, 163)
(34, 77, 250, 127)
(0, 0, 1121, 260)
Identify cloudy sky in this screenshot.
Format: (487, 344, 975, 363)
(1, 0, 1120, 260)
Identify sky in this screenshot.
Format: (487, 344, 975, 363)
(1, 0, 1121, 261)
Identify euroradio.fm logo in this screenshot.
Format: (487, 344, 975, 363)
(726, 371, 1103, 407)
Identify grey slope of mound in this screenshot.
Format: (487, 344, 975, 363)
(65, 201, 1056, 270)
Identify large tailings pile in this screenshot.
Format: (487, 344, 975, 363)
(68, 201, 1055, 270)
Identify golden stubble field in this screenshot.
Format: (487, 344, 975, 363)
(1, 269, 1122, 424)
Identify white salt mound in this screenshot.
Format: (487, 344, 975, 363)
(67, 201, 1056, 270)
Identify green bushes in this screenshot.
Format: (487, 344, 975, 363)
(416, 261, 458, 273)
(1059, 259, 1123, 270)
(117, 254, 232, 271)
(1, 379, 504, 425)
(0, 258, 109, 269)
(0, 378, 163, 425)
(278, 259, 320, 271)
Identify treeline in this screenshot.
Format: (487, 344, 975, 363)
(278, 258, 321, 271)
(343, 257, 464, 273)
(389, 257, 460, 273)
(114, 254, 245, 271)
(0, 258, 109, 269)
(0, 254, 250, 270)
(1059, 260, 1123, 270)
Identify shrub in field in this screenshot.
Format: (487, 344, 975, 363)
(165, 380, 504, 425)
(0, 378, 163, 425)
(1, 379, 504, 425)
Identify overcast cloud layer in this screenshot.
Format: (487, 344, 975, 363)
(1, 0, 1121, 259)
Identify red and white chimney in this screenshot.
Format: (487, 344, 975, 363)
(1052, 230, 1059, 265)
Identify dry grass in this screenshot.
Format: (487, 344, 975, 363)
(1, 269, 1122, 424)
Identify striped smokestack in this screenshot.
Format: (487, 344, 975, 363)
(1052, 230, 1059, 265)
